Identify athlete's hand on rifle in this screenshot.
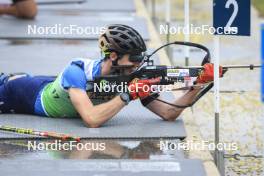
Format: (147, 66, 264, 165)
(128, 78, 161, 100)
(196, 63, 223, 84)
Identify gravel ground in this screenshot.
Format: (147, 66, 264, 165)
(150, 0, 264, 175)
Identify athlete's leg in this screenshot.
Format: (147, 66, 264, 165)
(0, 74, 27, 113)
(0, 75, 55, 115)
(4, 76, 54, 114)
(0, 84, 14, 114)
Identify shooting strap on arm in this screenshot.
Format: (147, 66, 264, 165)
(140, 93, 160, 106)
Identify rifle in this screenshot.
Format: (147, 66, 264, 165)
(88, 41, 260, 108)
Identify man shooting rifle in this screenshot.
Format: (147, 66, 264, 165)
(0, 24, 222, 127)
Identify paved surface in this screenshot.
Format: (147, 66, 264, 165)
(0, 159, 206, 176)
(0, 42, 159, 75)
(38, 0, 136, 12)
(151, 0, 263, 175)
(0, 0, 136, 12)
(0, 15, 149, 40)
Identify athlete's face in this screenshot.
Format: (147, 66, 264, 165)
(118, 54, 141, 74)
(108, 52, 141, 75)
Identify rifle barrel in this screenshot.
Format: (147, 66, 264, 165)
(174, 64, 261, 69)
(223, 64, 261, 69)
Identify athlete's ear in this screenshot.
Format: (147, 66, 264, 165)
(109, 52, 118, 61)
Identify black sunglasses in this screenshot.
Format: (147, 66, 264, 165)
(129, 53, 146, 62)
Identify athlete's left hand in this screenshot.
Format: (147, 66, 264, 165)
(196, 63, 223, 84)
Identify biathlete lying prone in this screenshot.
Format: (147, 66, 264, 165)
(0, 24, 223, 128)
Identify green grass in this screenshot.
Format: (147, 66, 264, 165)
(252, 0, 264, 17)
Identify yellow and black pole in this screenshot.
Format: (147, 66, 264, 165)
(0, 125, 81, 142)
(213, 35, 221, 171)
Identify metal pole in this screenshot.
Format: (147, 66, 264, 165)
(165, 0, 171, 44)
(214, 36, 221, 171)
(165, 0, 171, 57)
(219, 150, 225, 176)
(152, 0, 156, 24)
(184, 0, 190, 66)
(183, 0, 194, 112)
(143, 0, 147, 6)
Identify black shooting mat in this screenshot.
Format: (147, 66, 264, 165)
(0, 98, 186, 139)
(0, 15, 149, 40)
(0, 159, 206, 176)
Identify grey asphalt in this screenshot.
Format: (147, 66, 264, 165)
(0, 159, 206, 176)
(38, 0, 136, 12)
(0, 0, 136, 12)
(0, 15, 149, 40)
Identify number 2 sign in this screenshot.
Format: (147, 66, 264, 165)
(213, 0, 250, 36)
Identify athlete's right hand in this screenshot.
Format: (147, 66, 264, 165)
(128, 78, 160, 100)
